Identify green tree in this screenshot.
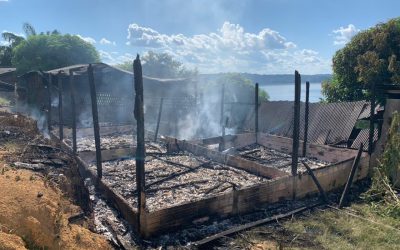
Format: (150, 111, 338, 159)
(0, 22, 35, 66)
(12, 34, 100, 74)
(216, 73, 269, 101)
(322, 18, 400, 103)
(116, 51, 197, 78)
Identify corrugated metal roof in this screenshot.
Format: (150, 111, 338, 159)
(245, 100, 367, 145)
(351, 128, 379, 151)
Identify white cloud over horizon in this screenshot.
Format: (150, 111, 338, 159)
(102, 22, 331, 74)
(100, 38, 116, 46)
(332, 24, 360, 45)
(76, 34, 96, 44)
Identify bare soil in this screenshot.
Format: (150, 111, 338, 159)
(0, 112, 112, 249)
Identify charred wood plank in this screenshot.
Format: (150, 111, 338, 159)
(88, 64, 102, 179)
(69, 69, 77, 154)
(339, 144, 363, 208)
(303, 81, 310, 157)
(153, 98, 164, 142)
(133, 55, 146, 234)
(301, 161, 328, 202)
(292, 70, 301, 176)
(192, 202, 321, 247)
(57, 71, 63, 141)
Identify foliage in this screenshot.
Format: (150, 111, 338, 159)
(216, 73, 269, 102)
(322, 18, 400, 103)
(116, 51, 197, 78)
(363, 111, 400, 217)
(12, 34, 100, 74)
(0, 22, 34, 67)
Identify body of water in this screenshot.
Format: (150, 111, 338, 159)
(260, 82, 323, 102)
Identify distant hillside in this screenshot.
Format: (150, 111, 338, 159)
(198, 73, 332, 85)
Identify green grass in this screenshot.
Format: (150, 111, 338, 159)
(229, 202, 400, 249)
(0, 97, 10, 106)
(284, 203, 400, 249)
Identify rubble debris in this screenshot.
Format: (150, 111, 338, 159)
(236, 144, 329, 173)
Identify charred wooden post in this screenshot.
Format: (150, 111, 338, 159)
(46, 74, 52, 132)
(154, 98, 164, 142)
(88, 64, 102, 179)
(69, 69, 77, 154)
(255, 83, 259, 136)
(339, 144, 363, 208)
(133, 55, 146, 234)
(292, 71, 301, 176)
(302, 161, 328, 202)
(303, 81, 310, 157)
(57, 71, 63, 141)
(220, 83, 225, 134)
(369, 83, 376, 155)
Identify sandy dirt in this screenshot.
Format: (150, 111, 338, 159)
(0, 112, 112, 249)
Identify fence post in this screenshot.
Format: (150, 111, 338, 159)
(369, 82, 376, 155)
(46, 74, 52, 132)
(220, 83, 225, 135)
(88, 64, 102, 179)
(57, 71, 63, 141)
(292, 71, 301, 176)
(255, 83, 259, 140)
(133, 55, 146, 235)
(303, 81, 310, 157)
(154, 98, 164, 142)
(69, 69, 77, 154)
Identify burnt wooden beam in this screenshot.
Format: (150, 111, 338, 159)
(43, 72, 52, 132)
(220, 83, 225, 135)
(255, 82, 259, 136)
(69, 69, 77, 154)
(301, 161, 328, 202)
(57, 71, 64, 141)
(303, 81, 310, 157)
(87, 64, 102, 179)
(154, 98, 164, 142)
(369, 83, 376, 155)
(338, 144, 363, 208)
(292, 71, 301, 176)
(193, 202, 321, 247)
(133, 55, 146, 235)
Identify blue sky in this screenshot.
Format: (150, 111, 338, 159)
(1, 0, 399, 74)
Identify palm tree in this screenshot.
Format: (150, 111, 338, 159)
(0, 22, 36, 66)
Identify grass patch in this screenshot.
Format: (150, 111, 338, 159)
(0, 97, 10, 106)
(282, 203, 400, 249)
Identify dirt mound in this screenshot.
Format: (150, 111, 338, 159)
(0, 167, 111, 249)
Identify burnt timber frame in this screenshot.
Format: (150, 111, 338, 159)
(52, 128, 369, 239)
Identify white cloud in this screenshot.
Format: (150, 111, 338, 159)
(332, 24, 360, 45)
(76, 34, 96, 44)
(123, 22, 330, 74)
(0, 0, 9, 2)
(100, 50, 134, 65)
(0, 40, 10, 46)
(100, 38, 116, 46)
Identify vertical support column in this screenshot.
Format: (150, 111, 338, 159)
(255, 83, 259, 138)
(57, 71, 63, 141)
(220, 83, 225, 134)
(69, 69, 77, 154)
(292, 70, 301, 176)
(154, 98, 164, 142)
(133, 55, 146, 235)
(303, 81, 310, 157)
(46, 74, 52, 132)
(88, 64, 102, 179)
(369, 82, 376, 155)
